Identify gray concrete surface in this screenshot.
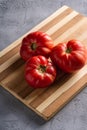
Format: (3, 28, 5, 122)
(0, 0, 87, 130)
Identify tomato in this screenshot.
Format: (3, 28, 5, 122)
(25, 55, 56, 88)
(20, 31, 54, 61)
(50, 40, 87, 73)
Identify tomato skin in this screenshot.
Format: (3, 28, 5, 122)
(25, 55, 56, 88)
(20, 31, 54, 61)
(50, 40, 87, 73)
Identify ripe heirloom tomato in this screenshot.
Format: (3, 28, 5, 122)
(20, 31, 54, 61)
(50, 40, 87, 73)
(25, 55, 56, 88)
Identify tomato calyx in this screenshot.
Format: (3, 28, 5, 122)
(66, 47, 72, 53)
(31, 43, 37, 50)
(38, 65, 46, 73)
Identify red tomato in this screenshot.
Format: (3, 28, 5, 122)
(25, 55, 56, 88)
(20, 31, 54, 61)
(50, 40, 87, 73)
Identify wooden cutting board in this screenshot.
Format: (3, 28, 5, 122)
(0, 6, 87, 120)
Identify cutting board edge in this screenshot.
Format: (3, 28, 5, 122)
(0, 76, 87, 121)
(0, 5, 87, 121)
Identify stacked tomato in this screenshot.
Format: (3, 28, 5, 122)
(20, 31, 87, 88)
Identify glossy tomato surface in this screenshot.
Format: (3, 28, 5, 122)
(50, 40, 87, 73)
(20, 31, 54, 61)
(25, 55, 56, 88)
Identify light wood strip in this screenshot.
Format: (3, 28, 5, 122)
(0, 53, 20, 73)
(77, 31, 87, 46)
(0, 44, 21, 65)
(54, 17, 87, 44)
(83, 38, 87, 45)
(42, 74, 87, 119)
(47, 11, 78, 35)
(0, 5, 68, 57)
(51, 14, 83, 40)
(36, 65, 87, 113)
(24, 88, 47, 103)
(61, 27, 87, 45)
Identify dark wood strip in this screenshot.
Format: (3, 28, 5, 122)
(18, 85, 34, 99)
(25, 87, 48, 104)
(8, 71, 26, 91)
(1, 65, 24, 88)
(0, 58, 25, 82)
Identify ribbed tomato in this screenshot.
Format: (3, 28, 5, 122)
(25, 55, 56, 88)
(50, 40, 87, 73)
(20, 31, 54, 61)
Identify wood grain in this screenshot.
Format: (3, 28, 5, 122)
(0, 6, 87, 120)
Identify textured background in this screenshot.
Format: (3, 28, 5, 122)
(0, 0, 87, 130)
